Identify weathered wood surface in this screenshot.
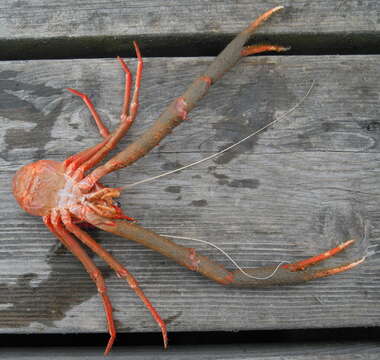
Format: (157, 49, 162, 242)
(0, 0, 378, 39)
(2, 342, 380, 360)
(0, 55, 379, 336)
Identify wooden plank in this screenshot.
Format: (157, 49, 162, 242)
(0, 0, 378, 40)
(0, 55, 379, 336)
(2, 342, 380, 360)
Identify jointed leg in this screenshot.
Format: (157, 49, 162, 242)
(64, 88, 110, 173)
(126, 41, 143, 120)
(76, 43, 144, 190)
(44, 212, 116, 355)
(65, 44, 143, 184)
(64, 82, 111, 175)
(116, 41, 143, 123)
(61, 210, 168, 349)
(116, 41, 143, 122)
(117, 56, 132, 121)
(67, 88, 111, 138)
(64, 139, 109, 177)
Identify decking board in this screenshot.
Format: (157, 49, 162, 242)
(1, 0, 378, 39)
(2, 342, 380, 360)
(0, 55, 379, 335)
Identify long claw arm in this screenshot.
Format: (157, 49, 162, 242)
(90, 218, 364, 287)
(85, 6, 288, 185)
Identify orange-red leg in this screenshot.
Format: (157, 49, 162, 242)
(61, 210, 168, 349)
(78, 42, 144, 191)
(67, 88, 110, 138)
(127, 41, 143, 120)
(64, 139, 109, 177)
(117, 41, 143, 121)
(64, 83, 111, 175)
(117, 56, 132, 120)
(44, 212, 116, 355)
(64, 88, 111, 173)
(65, 45, 142, 183)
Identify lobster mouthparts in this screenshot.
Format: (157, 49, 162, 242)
(12, 159, 131, 222)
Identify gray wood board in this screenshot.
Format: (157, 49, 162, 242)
(0, 0, 378, 39)
(2, 343, 380, 360)
(0, 55, 379, 335)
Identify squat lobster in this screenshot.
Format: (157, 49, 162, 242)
(12, 6, 364, 355)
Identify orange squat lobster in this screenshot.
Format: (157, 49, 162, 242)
(12, 6, 365, 355)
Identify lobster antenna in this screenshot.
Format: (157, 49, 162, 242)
(161, 234, 290, 280)
(121, 80, 314, 190)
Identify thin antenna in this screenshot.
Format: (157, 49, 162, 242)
(161, 234, 290, 280)
(120, 80, 315, 190)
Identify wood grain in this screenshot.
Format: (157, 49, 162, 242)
(2, 342, 380, 360)
(0, 55, 379, 335)
(0, 0, 378, 39)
